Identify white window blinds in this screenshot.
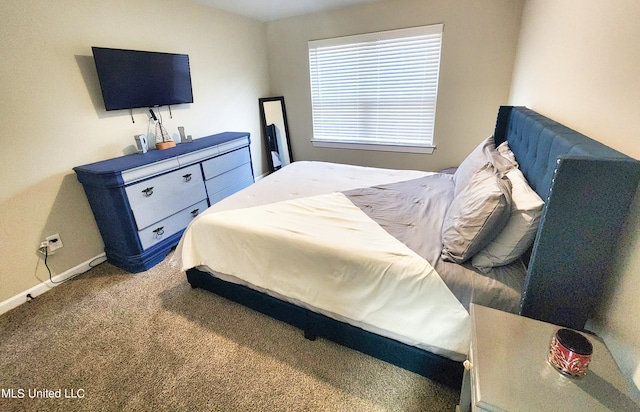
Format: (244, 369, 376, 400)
(308, 24, 443, 153)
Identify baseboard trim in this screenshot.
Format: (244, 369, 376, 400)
(0, 253, 107, 317)
(254, 171, 269, 181)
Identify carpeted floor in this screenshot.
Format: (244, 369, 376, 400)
(0, 251, 459, 411)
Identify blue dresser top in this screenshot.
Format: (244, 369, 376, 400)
(74, 132, 251, 189)
(74, 132, 250, 175)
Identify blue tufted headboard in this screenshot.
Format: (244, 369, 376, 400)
(493, 106, 640, 330)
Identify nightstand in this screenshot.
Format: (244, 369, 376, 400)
(458, 304, 640, 411)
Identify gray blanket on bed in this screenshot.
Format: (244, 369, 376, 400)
(343, 174, 525, 313)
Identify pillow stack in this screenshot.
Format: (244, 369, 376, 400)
(441, 162, 512, 263)
(441, 137, 544, 271)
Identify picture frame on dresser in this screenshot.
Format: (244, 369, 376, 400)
(74, 132, 254, 273)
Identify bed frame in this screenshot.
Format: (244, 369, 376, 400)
(187, 106, 640, 389)
(494, 106, 639, 330)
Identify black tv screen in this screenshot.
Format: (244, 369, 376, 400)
(92, 47, 193, 111)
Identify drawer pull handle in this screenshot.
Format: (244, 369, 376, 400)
(191, 208, 200, 217)
(183, 173, 192, 182)
(142, 187, 154, 197)
(153, 226, 165, 238)
(463, 360, 473, 371)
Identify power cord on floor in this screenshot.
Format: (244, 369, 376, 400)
(36, 246, 107, 288)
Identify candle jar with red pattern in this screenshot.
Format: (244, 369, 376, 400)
(548, 328, 593, 377)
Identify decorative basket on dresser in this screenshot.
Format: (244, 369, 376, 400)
(74, 132, 254, 273)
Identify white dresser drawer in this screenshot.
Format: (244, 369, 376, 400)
(138, 199, 208, 250)
(178, 146, 219, 167)
(121, 158, 181, 184)
(201, 148, 251, 180)
(208, 175, 254, 205)
(205, 163, 253, 202)
(217, 136, 250, 155)
(125, 164, 204, 210)
(131, 184, 207, 230)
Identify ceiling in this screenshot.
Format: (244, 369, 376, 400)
(191, 0, 382, 22)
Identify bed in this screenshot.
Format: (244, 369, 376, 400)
(176, 106, 640, 388)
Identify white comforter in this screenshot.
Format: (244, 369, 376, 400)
(176, 161, 471, 361)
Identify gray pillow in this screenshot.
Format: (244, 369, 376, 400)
(454, 136, 514, 197)
(442, 163, 512, 264)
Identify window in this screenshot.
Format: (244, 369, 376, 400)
(308, 24, 443, 154)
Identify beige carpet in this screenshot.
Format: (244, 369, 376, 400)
(0, 251, 459, 411)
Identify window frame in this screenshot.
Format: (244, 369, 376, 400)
(308, 24, 444, 154)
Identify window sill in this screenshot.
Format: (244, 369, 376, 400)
(311, 139, 435, 154)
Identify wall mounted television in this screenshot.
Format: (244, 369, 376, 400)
(92, 47, 194, 111)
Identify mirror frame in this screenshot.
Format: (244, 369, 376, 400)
(259, 96, 293, 172)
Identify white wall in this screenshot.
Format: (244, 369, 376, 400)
(0, 0, 270, 303)
(510, 0, 640, 393)
(266, 0, 524, 172)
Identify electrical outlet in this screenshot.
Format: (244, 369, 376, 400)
(45, 233, 63, 253)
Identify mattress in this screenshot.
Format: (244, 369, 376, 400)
(175, 161, 526, 361)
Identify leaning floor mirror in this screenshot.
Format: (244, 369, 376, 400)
(259, 96, 293, 172)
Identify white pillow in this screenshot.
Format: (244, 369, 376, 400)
(442, 163, 512, 264)
(472, 144, 544, 272)
(497, 140, 518, 166)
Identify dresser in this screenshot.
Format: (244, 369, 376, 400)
(74, 132, 254, 273)
(458, 304, 640, 411)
